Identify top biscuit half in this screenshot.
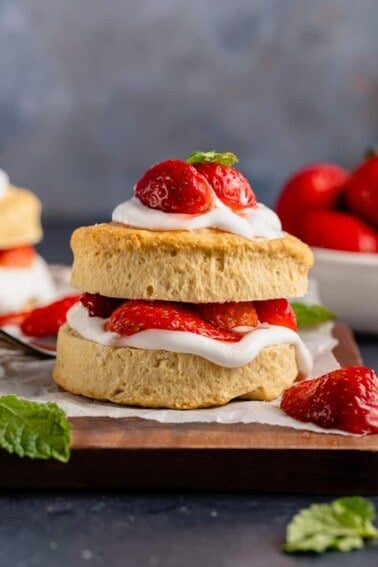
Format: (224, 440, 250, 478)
(0, 186, 43, 249)
(71, 222, 313, 303)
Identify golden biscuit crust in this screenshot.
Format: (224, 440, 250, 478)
(71, 222, 313, 302)
(0, 186, 42, 248)
(53, 324, 299, 409)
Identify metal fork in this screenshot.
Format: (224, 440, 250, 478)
(0, 328, 57, 358)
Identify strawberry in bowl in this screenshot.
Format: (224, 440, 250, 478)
(275, 155, 378, 332)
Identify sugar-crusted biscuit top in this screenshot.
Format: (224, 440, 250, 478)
(71, 222, 313, 302)
(0, 186, 42, 248)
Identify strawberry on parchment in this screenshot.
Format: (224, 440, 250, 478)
(106, 300, 241, 342)
(134, 159, 214, 214)
(280, 366, 378, 434)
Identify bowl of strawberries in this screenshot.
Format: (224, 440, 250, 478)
(276, 152, 378, 333)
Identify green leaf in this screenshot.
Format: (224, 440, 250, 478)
(0, 395, 71, 463)
(186, 150, 239, 167)
(291, 303, 336, 328)
(282, 497, 378, 554)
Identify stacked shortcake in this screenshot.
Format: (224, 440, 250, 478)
(54, 151, 314, 409)
(0, 169, 54, 316)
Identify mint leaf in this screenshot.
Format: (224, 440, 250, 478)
(283, 497, 378, 553)
(186, 150, 239, 167)
(291, 303, 336, 328)
(0, 395, 71, 463)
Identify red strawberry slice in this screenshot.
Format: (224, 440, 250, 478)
(21, 294, 80, 337)
(106, 300, 241, 342)
(300, 210, 378, 253)
(275, 163, 349, 236)
(134, 159, 214, 214)
(280, 366, 378, 434)
(195, 302, 258, 330)
(80, 293, 124, 318)
(345, 154, 378, 229)
(254, 299, 297, 331)
(0, 310, 31, 327)
(194, 163, 256, 210)
(0, 245, 36, 268)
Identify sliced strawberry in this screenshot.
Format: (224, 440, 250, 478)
(275, 164, 349, 236)
(300, 210, 378, 253)
(106, 300, 241, 342)
(194, 163, 256, 210)
(195, 302, 258, 330)
(254, 299, 297, 331)
(21, 295, 80, 337)
(344, 154, 378, 229)
(80, 293, 124, 318)
(134, 159, 214, 214)
(280, 366, 378, 434)
(0, 245, 36, 268)
(0, 310, 31, 327)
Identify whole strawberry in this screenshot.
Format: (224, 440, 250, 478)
(280, 366, 378, 434)
(106, 300, 241, 342)
(21, 295, 80, 337)
(276, 163, 349, 236)
(134, 159, 213, 214)
(300, 210, 378, 253)
(344, 153, 378, 229)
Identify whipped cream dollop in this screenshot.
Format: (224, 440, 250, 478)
(0, 169, 10, 199)
(112, 192, 283, 241)
(67, 303, 313, 375)
(0, 255, 56, 314)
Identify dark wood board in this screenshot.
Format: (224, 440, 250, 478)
(2, 322, 377, 492)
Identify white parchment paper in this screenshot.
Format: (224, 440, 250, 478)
(0, 270, 350, 435)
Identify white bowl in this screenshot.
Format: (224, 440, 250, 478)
(310, 247, 378, 333)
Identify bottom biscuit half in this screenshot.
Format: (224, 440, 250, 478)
(53, 324, 299, 409)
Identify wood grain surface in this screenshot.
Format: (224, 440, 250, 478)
(1, 322, 377, 492)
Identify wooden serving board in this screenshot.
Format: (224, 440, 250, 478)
(2, 323, 378, 493)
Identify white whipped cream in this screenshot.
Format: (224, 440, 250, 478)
(0, 255, 56, 314)
(0, 169, 10, 199)
(67, 303, 313, 375)
(112, 193, 283, 241)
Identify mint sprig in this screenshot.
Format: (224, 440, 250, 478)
(0, 395, 71, 463)
(283, 497, 378, 553)
(186, 150, 239, 167)
(291, 303, 336, 328)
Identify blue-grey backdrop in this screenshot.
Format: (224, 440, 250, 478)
(0, 0, 377, 222)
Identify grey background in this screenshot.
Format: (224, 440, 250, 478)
(0, 0, 377, 222)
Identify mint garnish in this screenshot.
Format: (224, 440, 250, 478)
(292, 303, 336, 328)
(283, 497, 378, 553)
(186, 150, 239, 167)
(0, 395, 71, 462)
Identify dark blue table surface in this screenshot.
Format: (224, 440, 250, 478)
(2, 224, 376, 567)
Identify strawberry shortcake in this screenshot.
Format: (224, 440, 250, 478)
(0, 168, 55, 317)
(54, 151, 314, 409)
